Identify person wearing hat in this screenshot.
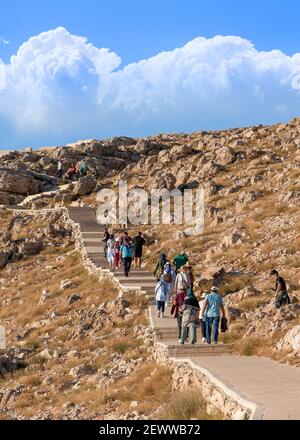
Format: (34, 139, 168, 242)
(199, 291, 209, 343)
(183, 262, 195, 289)
(172, 264, 192, 340)
(202, 286, 226, 345)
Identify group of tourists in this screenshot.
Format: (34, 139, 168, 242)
(100, 223, 291, 346)
(154, 252, 290, 346)
(154, 251, 226, 345)
(58, 160, 99, 181)
(102, 229, 146, 277)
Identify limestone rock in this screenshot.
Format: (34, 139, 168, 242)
(73, 176, 96, 196)
(277, 325, 300, 352)
(0, 171, 39, 195)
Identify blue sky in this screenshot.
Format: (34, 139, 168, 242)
(1, 0, 300, 148)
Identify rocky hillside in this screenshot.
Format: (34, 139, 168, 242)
(0, 117, 300, 417)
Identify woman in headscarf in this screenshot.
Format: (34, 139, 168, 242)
(153, 253, 167, 281)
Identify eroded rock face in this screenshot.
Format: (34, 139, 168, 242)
(0, 171, 39, 195)
(73, 176, 96, 196)
(277, 325, 300, 352)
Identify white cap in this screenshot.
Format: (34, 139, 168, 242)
(211, 286, 218, 292)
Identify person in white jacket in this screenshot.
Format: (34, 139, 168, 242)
(155, 276, 169, 318)
(199, 291, 209, 343)
(174, 265, 191, 294)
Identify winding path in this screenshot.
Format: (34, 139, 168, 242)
(4, 203, 300, 420)
(66, 207, 300, 420)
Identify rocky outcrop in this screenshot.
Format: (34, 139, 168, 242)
(277, 325, 300, 352)
(73, 176, 96, 196)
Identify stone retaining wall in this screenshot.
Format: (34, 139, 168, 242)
(8, 206, 261, 420)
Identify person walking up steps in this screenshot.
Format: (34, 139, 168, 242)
(106, 234, 115, 270)
(270, 269, 291, 309)
(132, 232, 146, 268)
(173, 251, 189, 273)
(154, 253, 167, 281)
(172, 264, 192, 340)
(114, 237, 121, 269)
(102, 228, 110, 259)
(199, 291, 209, 343)
(202, 286, 226, 345)
(179, 297, 199, 345)
(155, 276, 169, 318)
(120, 239, 133, 277)
(163, 261, 176, 300)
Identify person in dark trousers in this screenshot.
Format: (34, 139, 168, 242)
(120, 239, 133, 277)
(270, 270, 291, 309)
(102, 228, 110, 259)
(171, 289, 187, 341)
(202, 286, 226, 345)
(132, 232, 146, 268)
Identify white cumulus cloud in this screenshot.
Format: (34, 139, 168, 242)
(0, 28, 300, 148)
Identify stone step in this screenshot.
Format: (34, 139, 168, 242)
(167, 343, 232, 357)
(113, 270, 154, 277)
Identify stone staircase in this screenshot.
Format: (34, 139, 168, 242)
(67, 206, 232, 358)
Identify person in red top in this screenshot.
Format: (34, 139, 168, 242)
(65, 163, 77, 180)
(114, 237, 121, 269)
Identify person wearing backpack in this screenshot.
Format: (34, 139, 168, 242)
(172, 265, 191, 340)
(163, 262, 176, 299)
(202, 286, 226, 345)
(154, 253, 167, 281)
(120, 239, 133, 277)
(155, 276, 169, 318)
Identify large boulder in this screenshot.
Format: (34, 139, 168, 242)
(277, 325, 300, 352)
(0, 171, 39, 195)
(73, 176, 96, 196)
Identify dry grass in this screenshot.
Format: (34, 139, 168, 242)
(218, 274, 253, 296)
(160, 390, 223, 420)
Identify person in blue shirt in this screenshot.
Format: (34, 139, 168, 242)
(120, 239, 133, 277)
(202, 286, 226, 344)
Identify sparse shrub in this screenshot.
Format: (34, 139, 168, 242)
(20, 374, 41, 387)
(112, 341, 131, 354)
(239, 297, 265, 311)
(219, 274, 253, 296)
(161, 390, 222, 420)
(240, 337, 261, 356)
